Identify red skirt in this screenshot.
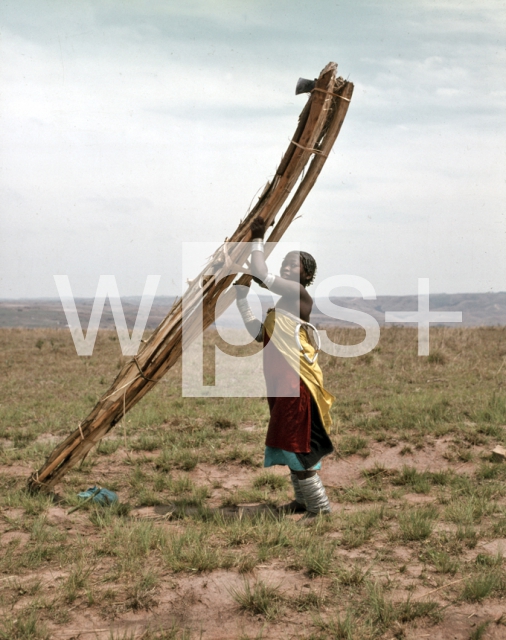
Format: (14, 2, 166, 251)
(263, 332, 312, 454)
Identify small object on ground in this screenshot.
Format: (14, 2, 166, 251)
(491, 445, 506, 462)
(67, 486, 101, 514)
(78, 486, 118, 505)
(68, 486, 118, 514)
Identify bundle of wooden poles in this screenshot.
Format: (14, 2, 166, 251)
(28, 61, 353, 492)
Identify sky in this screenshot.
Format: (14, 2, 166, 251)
(1, 0, 505, 299)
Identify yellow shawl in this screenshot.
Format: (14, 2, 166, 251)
(263, 309, 335, 431)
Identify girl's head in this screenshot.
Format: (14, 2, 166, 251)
(280, 251, 317, 288)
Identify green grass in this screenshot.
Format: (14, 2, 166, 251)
(124, 569, 160, 610)
(335, 562, 369, 586)
(339, 435, 369, 457)
(398, 506, 438, 541)
(462, 571, 502, 602)
(316, 609, 369, 640)
(469, 621, 491, 640)
(0, 609, 50, 640)
(456, 526, 479, 549)
(392, 465, 432, 494)
(444, 494, 496, 525)
(229, 579, 284, 619)
(424, 549, 460, 575)
(60, 561, 92, 604)
(323, 581, 441, 636)
(303, 540, 337, 577)
(341, 506, 386, 548)
(252, 471, 288, 490)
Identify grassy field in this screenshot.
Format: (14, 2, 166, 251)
(1, 326, 506, 639)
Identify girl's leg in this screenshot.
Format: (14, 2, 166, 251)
(277, 470, 307, 514)
(293, 469, 331, 516)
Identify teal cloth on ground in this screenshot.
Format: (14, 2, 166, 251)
(78, 486, 118, 505)
(264, 446, 321, 471)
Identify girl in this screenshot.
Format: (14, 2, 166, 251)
(235, 218, 335, 521)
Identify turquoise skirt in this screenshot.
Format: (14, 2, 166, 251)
(264, 446, 321, 471)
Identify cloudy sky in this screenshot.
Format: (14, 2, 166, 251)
(1, 0, 505, 299)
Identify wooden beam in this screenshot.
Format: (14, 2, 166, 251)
(28, 62, 353, 492)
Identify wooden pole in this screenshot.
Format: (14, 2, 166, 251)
(28, 62, 353, 492)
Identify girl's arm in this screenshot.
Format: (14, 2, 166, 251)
(250, 218, 312, 303)
(234, 283, 263, 342)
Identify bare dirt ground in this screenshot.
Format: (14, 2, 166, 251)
(1, 326, 506, 639)
(2, 443, 506, 639)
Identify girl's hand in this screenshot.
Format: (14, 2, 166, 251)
(251, 217, 266, 239)
(234, 283, 250, 300)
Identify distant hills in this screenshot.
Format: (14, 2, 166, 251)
(0, 297, 178, 330)
(312, 292, 506, 327)
(1, 292, 505, 329)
